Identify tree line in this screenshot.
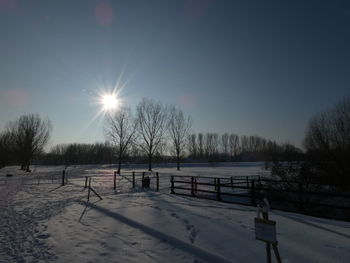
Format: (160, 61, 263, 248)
(39, 134, 302, 168)
(1, 96, 349, 186)
(187, 133, 302, 162)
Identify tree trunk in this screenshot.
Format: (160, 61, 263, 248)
(177, 153, 180, 171)
(117, 158, 122, 174)
(148, 153, 152, 171)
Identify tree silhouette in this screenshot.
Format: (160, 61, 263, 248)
(105, 107, 137, 173)
(7, 114, 52, 172)
(0, 131, 13, 167)
(168, 106, 192, 170)
(136, 98, 168, 171)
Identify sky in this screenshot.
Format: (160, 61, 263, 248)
(0, 0, 349, 148)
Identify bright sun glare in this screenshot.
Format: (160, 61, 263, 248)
(101, 94, 119, 111)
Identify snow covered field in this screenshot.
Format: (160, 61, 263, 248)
(1, 163, 350, 263)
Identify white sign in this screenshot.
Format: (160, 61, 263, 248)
(255, 218, 277, 243)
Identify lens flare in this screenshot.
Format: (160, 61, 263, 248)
(101, 93, 119, 111)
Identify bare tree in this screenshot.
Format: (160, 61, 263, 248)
(7, 114, 52, 172)
(221, 133, 229, 159)
(204, 133, 219, 159)
(0, 131, 13, 167)
(240, 135, 266, 153)
(136, 98, 168, 171)
(240, 135, 250, 152)
(229, 133, 240, 160)
(168, 106, 192, 170)
(105, 107, 137, 173)
(198, 133, 204, 159)
(212, 133, 219, 158)
(187, 134, 197, 159)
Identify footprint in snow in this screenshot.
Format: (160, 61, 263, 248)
(37, 234, 50, 239)
(170, 212, 180, 219)
(189, 226, 200, 244)
(169, 211, 200, 244)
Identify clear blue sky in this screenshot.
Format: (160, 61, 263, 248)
(0, 0, 349, 148)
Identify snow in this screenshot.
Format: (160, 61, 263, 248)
(1, 163, 350, 263)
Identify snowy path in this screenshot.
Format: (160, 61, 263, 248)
(0, 203, 57, 263)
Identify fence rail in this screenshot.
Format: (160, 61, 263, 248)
(116, 171, 160, 191)
(170, 175, 350, 221)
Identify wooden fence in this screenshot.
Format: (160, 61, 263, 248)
(118, 171, 160, 191)
(170, 175, 350, 221)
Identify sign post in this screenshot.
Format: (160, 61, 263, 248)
(255, 199, 282, 263)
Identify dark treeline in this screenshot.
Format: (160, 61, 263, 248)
(38, 133, 303, 166)
(42, 143, 115, 165)
(39, 142, 170, 166)
(187, 133, 303, 163)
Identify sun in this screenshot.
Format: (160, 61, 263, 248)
(101, 93, 119, 111)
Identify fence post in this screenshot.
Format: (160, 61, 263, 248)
(263, 211, 272, 263)
(170, 176, 174, 194)
(142, 172, 145, 180)
(87, 177, 91, 201)
(191, 177, 195, 196)
(231, 176, 233, 189)
(251, 180, 256, 206)
(195, 178, 198, 193)
(114, 171, 117, 190)
(298, 183, 304, 212)
(217, 178, 221, 201)
(132, 171, 135, 188)
(156, 172, 159, 192)
(62, 170, 65, 186)
(84, 176, 88, 189)
(246, 176, 249, 189)
(214, 178, 217, 190)
(65, 171, 68, 185)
